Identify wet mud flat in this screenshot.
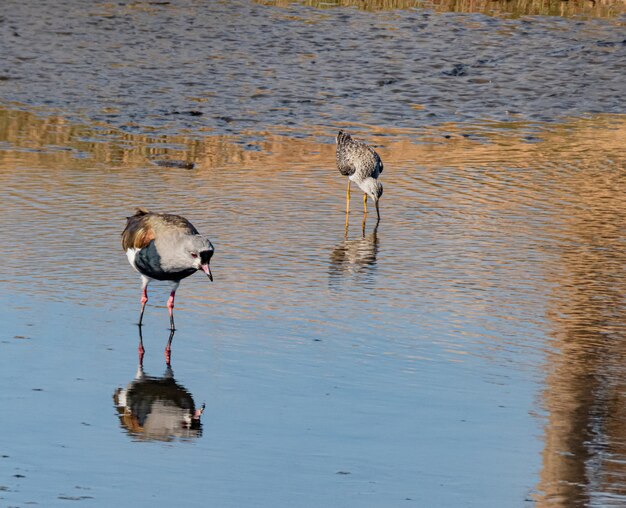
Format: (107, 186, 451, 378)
(1, 0, 625, 141)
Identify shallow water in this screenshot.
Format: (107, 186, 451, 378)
(1, 1, 626, 507)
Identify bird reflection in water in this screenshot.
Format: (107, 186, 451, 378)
(329, 215, 379, 286)
(113, 328, 205, 441)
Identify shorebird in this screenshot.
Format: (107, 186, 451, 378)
(122, 208, 214, 338)
(336, 130, 384, 219)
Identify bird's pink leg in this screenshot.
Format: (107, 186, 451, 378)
(167, 290, 176, 331)
(138, 286, 148, 327)
(165, 293, 176, 364)
(165, 283, 179, 362)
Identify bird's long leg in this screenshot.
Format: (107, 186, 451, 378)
(363, 193, 368, 214)
(138, 277, 149, 327)
(165, 328, 175, 366)
(167, 290, 176, 332)
(137, 326, 145, 365)
(346, 180, 351, 214)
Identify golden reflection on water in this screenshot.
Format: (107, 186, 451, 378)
(0, 108, 252, 170)
(536, 153, 626, 505)
(2, 106, 626, 497)
(262, 0, 626, 17)
(2, 106, 624, 171)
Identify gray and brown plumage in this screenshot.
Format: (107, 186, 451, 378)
(336, 130, 384, 219)
(122, 208, 214, 344)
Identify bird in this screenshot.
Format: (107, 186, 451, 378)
(336, 130, 384, 220)
(121, 208, 214, 340)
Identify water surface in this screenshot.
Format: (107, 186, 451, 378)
(1, 1, 626, 507)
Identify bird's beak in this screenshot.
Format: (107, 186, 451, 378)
(201, 264, 213, 281)
(375, 200, 381, 220)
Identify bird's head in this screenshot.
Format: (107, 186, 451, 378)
(361, 178, 383, 220)
(183, 235, 214, 281)
(362, 178, 383, 202)
(375, 181, 383, 200)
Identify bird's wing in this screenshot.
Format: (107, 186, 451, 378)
(122, 208, 155, 250)
(337, 156, 357, 177)
(337, 133, 383, 179)
(122, 209, 200, 251)
(336, 135, 360, 177)
(155, 213, 200, 236)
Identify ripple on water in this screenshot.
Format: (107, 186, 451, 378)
(1, 0, 625, 138)
(1, 110, 624, 361)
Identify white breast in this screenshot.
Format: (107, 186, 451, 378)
(126, 248, 140, 271)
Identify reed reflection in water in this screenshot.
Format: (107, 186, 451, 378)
(265, 0, 626, 18)
(113, 330, 205, 442)
(536, 165, 626, 506)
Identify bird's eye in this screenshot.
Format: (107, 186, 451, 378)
(191, 253, 198, 258)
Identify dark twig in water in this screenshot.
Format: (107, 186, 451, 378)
(151, 160, 195, 170)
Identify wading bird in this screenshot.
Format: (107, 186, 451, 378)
(336, 130, 384, 219)
(122, 208, 214, 339)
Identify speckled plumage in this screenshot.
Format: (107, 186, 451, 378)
(336, 130, 383, 182)
(336, 130, 384, 218)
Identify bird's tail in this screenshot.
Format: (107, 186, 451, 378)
(336, 130, 352, 145)
(131, 207, 150, 218)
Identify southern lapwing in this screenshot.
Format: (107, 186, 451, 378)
(122, 208, 214, 345)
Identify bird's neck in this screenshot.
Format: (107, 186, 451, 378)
(357, 176, 378, 196)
